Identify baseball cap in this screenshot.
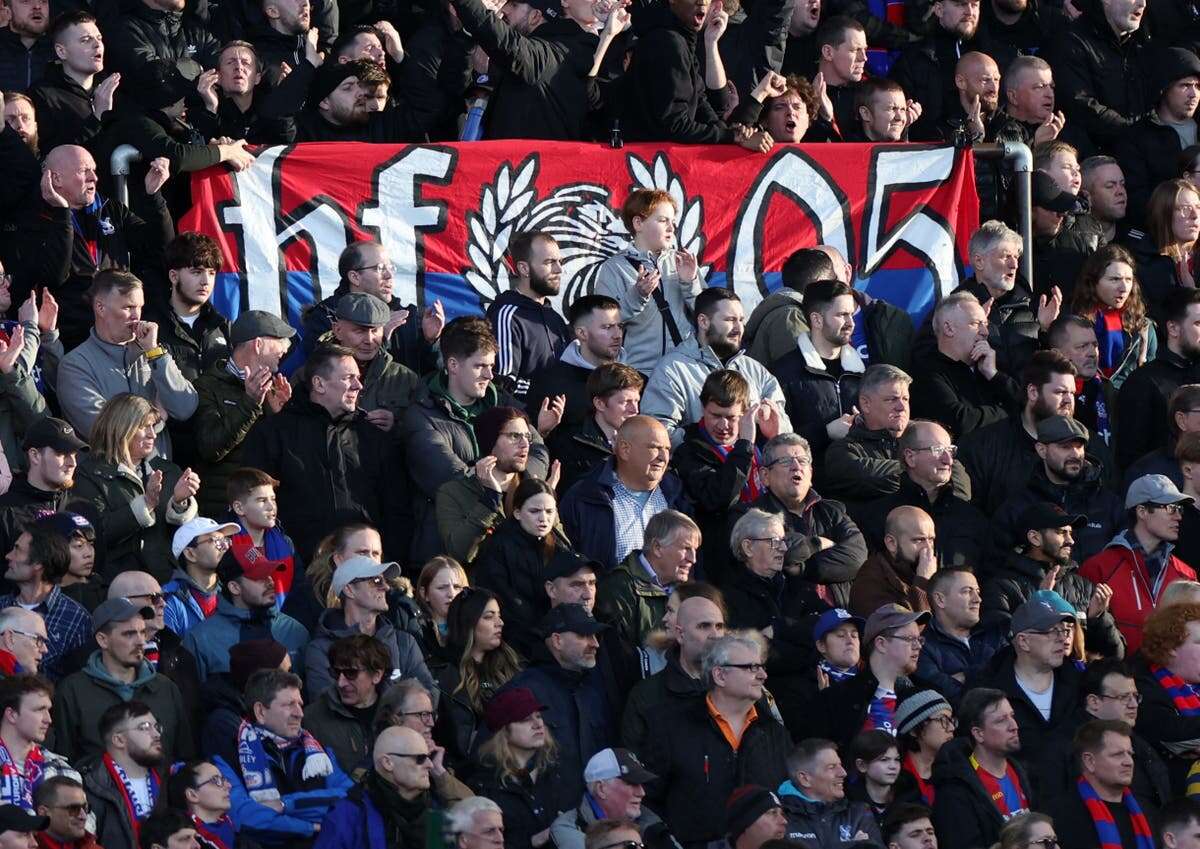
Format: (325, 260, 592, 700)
(34, 511, 94, 542)
(0, 805, 48, 834)
(1010, 598, 1074, 635)
(336, 293, 390, 327)
(92, 598, 154, 633)
(1032, 170, 1079, 214)
(583, 748, 657, 784)
(171, 517, 241, 560)
(539, 603, 609, 637)
(863, 603, 930, 645)
(543, 549, 599, 582)
(725, 787, 782, 843)
(813, 608, 864, 642)
(1016, 502, 1086, 536)
(1126, 473, 1195, 510)
(1035, 415, 1089, 445)
(894, 690, 952, 736)
(330, 555, 401, 597)
(229, 310, 297, 347)
(22, 417, 87, 453)
(216, 546, 287, 584)
(483, 687, 546, 732)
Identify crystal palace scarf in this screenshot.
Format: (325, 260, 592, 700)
(1076, 777, 1154, 849)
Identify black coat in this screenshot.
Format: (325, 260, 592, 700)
(932, 738, 1036, 849)
(619, 646, 706, 756)
(241, 395, 404, 561)
(621, 4, 735, 143)
(390, 14, 473, 142)
(0, 29, 50, 93)
(546, 415, 612, 498)
(909, 349, 1022, 440)
(1116, 346, 1200, 469)
(640, 696, 790, 846)
(858, 475, 988, 569)
(466, 764, 562, 849)
(915, 614, 1008, 703)
(525, 356, 593, 432)
(1045, 785, 1149, 849)
(451, 0, 598, 140)
(981, 551, 1125, 658)
(28, 64, 108, 153)
(816, 666, 918, 750)
(1131, 653, 1200, 784)
(189, 89, 296, 145)
(721, 561, 824, 632)
(1115, 113, 1187, 230)
(1041, 0, 1156, 151)
(107, 5, 220, 79)
(889, 28, 974, 141)
(1122, 228, 1187, 321)
(773, 343, 863, 483)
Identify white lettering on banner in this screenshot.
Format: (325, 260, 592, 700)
(861, 146, 963, 297)
(222, 146, 285, 315)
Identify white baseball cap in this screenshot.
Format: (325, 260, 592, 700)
(172, 518, 242, 560)
(331, 555, 401, 597)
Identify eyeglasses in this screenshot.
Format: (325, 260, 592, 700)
(1027, 838, 1059, 849)
(120, 721, 163, 735)
(767, 456, 811, 469)
(720, 662, 766, 673)
(498, 431, 534, 444)
(1098, 691, 1143, 705)
(910, 444, 957, 459)
(193, 535, 231, 550)
(332, 666, 365, 680)
(749, 537, 788, 551)
(352, 262, 398, 275)
(888, 634, 925, 648)
(1148, 503, 1186, 515)
(1031, 626, 1074, 639)
(195, 774, 231, 789)
(930, 714, 958, 731)
(384, 751, 432, 765)
(8, 629, 48, 649)
(128, 592, 166, 605)
(399, 709, 438, 725)
(50, 803, 89, 815)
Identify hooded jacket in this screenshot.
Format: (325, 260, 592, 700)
(106, 5, 220, 79)
(931, 738, 1036, 849)
(435, 470, 509, 565)
(181, 597, 309, 681)
(593, 245, 701, 375)
(242, 394, 404, 561)
(51, 652, 193, 767)
(1116, 346, 1200, 469)
(1042, 0, 1155, 150)
(302, 607, 434, 701)
(1079, 529, 1197, 653)
(449, 0, 599, 140)
(1116, 110, 1193, 231)
(641, 336, 791, 448)
(525, 340, 611, 430)
(776, 780, 881, 848)
(485, 288, 571, 400)
(161, 568, 219, 637)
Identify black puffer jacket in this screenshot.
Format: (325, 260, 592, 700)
(858, 475, 988, 569)
(1115, 112, 1186, 230)
(931, 738, 1036, 849)
(466, 763, 562, 849)
(1041, 0, 1156, 151)
(28, 65, 108, 152)
(778, 785, 882, 848)
(773, 339, 864, 484)
(241, 394, 404, 561)
(107, 5, 220, 79)
(889, 27, 974, 141)
(450, 0, 598, 140)
(1116, 346, 1200, 469)
(0, 29, 51, 93)
(990, 461, 1125, 566)
(979, 551, 1125, 658)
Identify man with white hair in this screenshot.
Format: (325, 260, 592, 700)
(910, 291, 1022, 438)
(641, 631, 790, 847)
(550, 748, 678, 849)
(447, 797, 504, 849)
(0, 609, 46, 677)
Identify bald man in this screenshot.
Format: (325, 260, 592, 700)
(849, 506, 937, 617)
(621, 594, 726, 754)
(316, 726, 432, 849)
(30, 144, 174, 349)
(945, 52, 1000, 141)
(560, 415, 690, 572)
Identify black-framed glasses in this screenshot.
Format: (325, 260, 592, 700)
(721, 662, 766, 673)
(400, 709, 438, 724)
(1097, 691, 1143, 705)
(195, 773, 231, 789)
(8, 629, 48, 649)
(352, 262, 398, 275)
(1027, 838, 1059, 849)
(929, 714, 957, 731)
(384, 751, 432, 765)
(1031, 626, 1074, 639)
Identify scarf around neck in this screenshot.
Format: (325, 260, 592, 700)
(1150, 664, 1200, 715)
(1076, 776, 1154, 849)
(0, 737, 43, 811)
(697, 420, 764, 503)
(103, 754, 159, 844)
(235, 720, 331, 802)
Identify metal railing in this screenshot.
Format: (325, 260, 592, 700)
(110, 144, 143, 208)
(972, 141, 1034, 286)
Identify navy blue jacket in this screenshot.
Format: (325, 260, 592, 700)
(558, 459, 689, 573)
(486, 289, 570, 401)
(915, 614, 1008, 703)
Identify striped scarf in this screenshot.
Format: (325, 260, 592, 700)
(235, 721, 331, 803)
(1076, 777, 1154, 849)
(103, 754, 159, 845)
(1150, 664, 1200, 716)
(0, 738, 43, 811)
(697, 421, 764, 503)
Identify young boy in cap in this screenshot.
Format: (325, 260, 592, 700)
(226, 469, 296, 614)
(162, 518, 241, 637)
(36, 513, 102, 613)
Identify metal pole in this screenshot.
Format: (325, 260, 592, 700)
(971, 141, 1034, 287)
(110, 145, 142, 208)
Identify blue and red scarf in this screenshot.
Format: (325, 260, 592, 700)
(0, 738, 44, 812)
(191, 815, 236, 849)
(1094, 309, 1126, 379)
(1077, 777, 1155, 849)
(862, 688, 897, 735)
(903, 753, 934, 806)
(697, 421, 764, 503)
(235, 720, 330, 803)
(1150, 664, 1200, 716)
(230, 528, 295, 611)
(103, 754, 159, 844)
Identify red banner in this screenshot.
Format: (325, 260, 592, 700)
(180, 141, 980, 326)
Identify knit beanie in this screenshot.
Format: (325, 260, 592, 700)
(229, 639, 289, 691)
(1157, 47, 1200, 99)
(725, 785, 782, 842)
(473, 406, 526, 457)
(894, 690, 952, 736)
(309, 60, 362, 106)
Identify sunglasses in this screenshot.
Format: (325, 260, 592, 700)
(384, 752, 432, 765)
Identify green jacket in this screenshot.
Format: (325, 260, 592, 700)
(595, 550, 669, 647)
(745, 290, 808, 367)
(192, 360, 265, 518)
(435, 471, 506, 565)
(356, 348, 421, 439)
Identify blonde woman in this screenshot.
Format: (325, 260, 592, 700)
(72, 393, 197, 581)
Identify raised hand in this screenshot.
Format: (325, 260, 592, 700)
(196, 68, 220, 112)
(474, 455, 504, 492)
(1087, 583, 1113, 618)
(422, 300, 445, 342)
(266, 373, 292, 413)
(244, 364, 271, 404)
(41, 169, 68, 209)
(812, 71, 833, 121)
(755, 397, 782, 439)
(16, 291, 36, 326)
(93, 73, 120, 117)
(384, 309, 410, 340)
(134, 320, 159, 351)
(1037, 285, 1063, 330)
(172, 467, 200, 504)
(0, 325, 25, 374)
(1033, 110, 1065, 145)
(304, 27, 323, 67)
(675, 249, 698, 283)
(144, 157, 171, 195)
(635, 263, 661, 297)
(373, 20, 405, 62)
(144, 469, 164, 512)
(703, 2, 729, 44)
(538, 394, 565, 435)
(751, 70, 787, 102)
(38, 289, 58, 334)
(365, 408, 395, 431)
(1039, 564, 1060, 592)
(546, 459, 561, 490)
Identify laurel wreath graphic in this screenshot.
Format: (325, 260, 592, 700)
(465, 152, 706, 308)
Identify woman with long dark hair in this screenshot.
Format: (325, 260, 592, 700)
(1070, 244, 1156, 389)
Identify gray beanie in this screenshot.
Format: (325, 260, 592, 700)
(895, 690, 952, 736)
